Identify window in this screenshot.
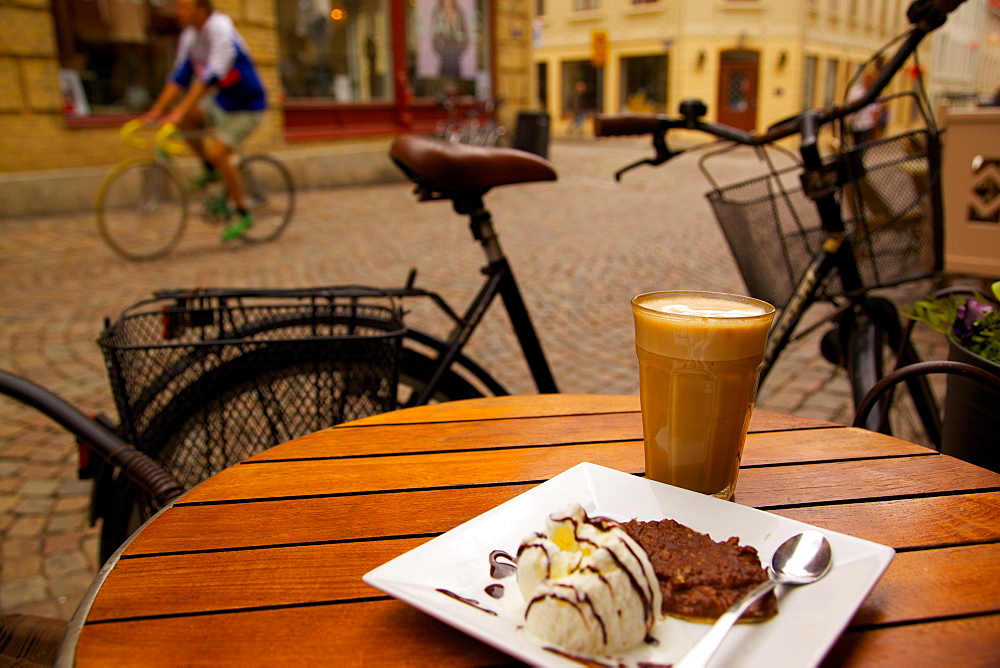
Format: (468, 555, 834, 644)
(277, 0, 391, 101)
(620, 55, 667, 113)
(574, 0, 599, 11)
(824, 58, 839, 106)
(276, 0, 495, 140)
(407, 0, 492, 99)
(50, 0, 180, 116)
(277, 0, 490, 102)
(803, 56, 818, 110)
(562, 60, 600, 117)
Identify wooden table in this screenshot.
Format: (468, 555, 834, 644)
(61, 395, 1000, 666)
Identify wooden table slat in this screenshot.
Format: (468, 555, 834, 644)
(852, 543, 1000, 625)
(772, 492, 1000, 549)
(825, 614, 1000, 667)
(132, 486, 1000, 559)
(76, 600, 510, 666)
(179, 444, 996, 509)
(248, 411, 860, 464)
(348, 394, 835, 432)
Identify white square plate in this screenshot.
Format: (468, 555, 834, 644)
(363, 463, 894, 667)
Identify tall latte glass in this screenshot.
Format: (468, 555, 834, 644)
(632, 291, 775, 500)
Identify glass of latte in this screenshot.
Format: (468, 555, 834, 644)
(631, 291, 775, 500)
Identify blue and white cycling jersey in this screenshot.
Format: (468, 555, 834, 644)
(170, 12, 266, 112)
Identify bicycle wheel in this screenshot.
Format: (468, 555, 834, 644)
(237, 154, 295, 243)
(96, 157, 188, 261)
(398, 347, 485, 406)
(842, 300, 941, 447)
(97, 343, 479, 558)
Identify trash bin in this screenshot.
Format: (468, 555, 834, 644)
(514, 111, 550, 158)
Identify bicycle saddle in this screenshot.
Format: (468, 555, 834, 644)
(390, 134, 557, 193)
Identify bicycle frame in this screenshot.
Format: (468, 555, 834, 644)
(405, 191, 558, 404)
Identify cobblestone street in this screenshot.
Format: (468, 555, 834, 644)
(0, 137, 949, 620)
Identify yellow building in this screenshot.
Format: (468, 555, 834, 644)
(533, 0, 929, 137)
(0, 0, 534, 216)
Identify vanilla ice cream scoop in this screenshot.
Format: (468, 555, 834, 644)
(516, 504, 662, 657)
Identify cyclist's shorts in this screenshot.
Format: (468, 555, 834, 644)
(201, 96, 263, 149)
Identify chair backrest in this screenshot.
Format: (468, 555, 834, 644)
(0, 611, 67, 666)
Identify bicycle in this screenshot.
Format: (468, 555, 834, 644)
(433, 89, 508, 146)
(95, 120, 295, 261)
(87, 135, 561, 560)
(593, 0, 966, 446)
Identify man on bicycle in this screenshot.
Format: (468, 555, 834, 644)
(141, 0, 266, 241)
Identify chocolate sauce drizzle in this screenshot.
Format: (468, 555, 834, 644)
(484, 584, 505, 599)
(489, 549, 517, 579)
(435, 588, 497, 616)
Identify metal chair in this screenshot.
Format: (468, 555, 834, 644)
(0, 370, 184, 667)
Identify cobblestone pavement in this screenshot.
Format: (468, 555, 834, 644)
(0, 138, 952, 620)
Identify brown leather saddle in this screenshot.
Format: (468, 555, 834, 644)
(389, 134, 557, 195)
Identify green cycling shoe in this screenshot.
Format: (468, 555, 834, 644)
(223, 212, 254, 241)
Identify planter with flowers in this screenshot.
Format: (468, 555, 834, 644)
(906, 281, 1000, 472)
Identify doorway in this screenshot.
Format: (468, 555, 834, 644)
(717, 50, 759, 132)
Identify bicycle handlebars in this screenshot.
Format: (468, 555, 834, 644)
(120, 119, 187, 155)
(595, 0, 965, 177)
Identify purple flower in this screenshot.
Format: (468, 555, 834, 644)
(953, 299, 994, 341)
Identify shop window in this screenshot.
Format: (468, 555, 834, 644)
(50, 0, 180, 117)
(562, 60, 599, 118)
(277, 0, 391, 101)
(407, 0, 492, 99)
(620, 55, 666, 113)
(276, 0, 491, 103)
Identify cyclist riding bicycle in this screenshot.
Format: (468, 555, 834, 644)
(141, 0, 267, 241)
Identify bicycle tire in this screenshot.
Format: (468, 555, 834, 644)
(96, 157, 188, 261)
(869, 298, 943, 447)
(97, 344, 481, 560)
(843, 299, 941, 447)
(237, 154, 295, 243)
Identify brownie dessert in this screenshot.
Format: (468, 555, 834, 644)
(621, 518, 778, 623)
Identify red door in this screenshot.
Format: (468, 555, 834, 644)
(717, 51, 759, 132)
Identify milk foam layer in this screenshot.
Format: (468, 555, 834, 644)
(632, 291, 774, 361)
(649, 299, 768, 318)
(516, 504, 662, 657)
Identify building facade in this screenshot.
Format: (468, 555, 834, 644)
(0, 0, 533, 174)
(532, 0, 947, 137)
(928, 0, 1000, 107)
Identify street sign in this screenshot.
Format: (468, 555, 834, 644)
(591, 30, 608, 68)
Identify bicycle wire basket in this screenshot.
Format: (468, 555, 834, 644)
(705, 128, 943, 308)
(98, 288, 404, 493)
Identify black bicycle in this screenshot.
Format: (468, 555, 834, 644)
(594, 0, 967, 446)
(86, 135, 561, 561)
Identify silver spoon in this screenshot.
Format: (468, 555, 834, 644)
(674, 530, 833, 668)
